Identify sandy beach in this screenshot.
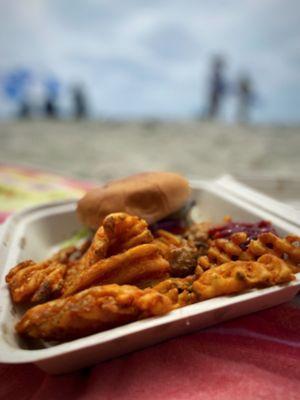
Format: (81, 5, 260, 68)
(0, 120, 299, 200)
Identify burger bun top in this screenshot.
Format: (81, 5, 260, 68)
(77, 171, 191, 229)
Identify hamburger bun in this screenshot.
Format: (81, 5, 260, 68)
(77, 172, 191, 229)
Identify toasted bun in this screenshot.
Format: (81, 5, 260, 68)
(77, 172, 191, 229)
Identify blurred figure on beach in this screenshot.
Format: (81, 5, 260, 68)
(43, 95, 58, 118)
(236, 74, 254, 124)
(72, 85, 88, 119)
(18, 98, 31, 119)
(206, 55, 226, 119)
(43, 77, 60, 118)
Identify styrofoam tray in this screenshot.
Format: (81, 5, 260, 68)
(215, 175, 300, 227)
(232, 174, 300, 210)
(0, 180, 299, 374)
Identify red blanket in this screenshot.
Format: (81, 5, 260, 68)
(1, 303, 300, 400)
(1, 165, 299, 399)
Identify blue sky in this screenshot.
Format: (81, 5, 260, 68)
(0, 0, 300, 123)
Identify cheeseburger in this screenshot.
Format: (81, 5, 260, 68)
(77, 172, 193, 231)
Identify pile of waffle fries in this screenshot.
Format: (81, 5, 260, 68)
(5, 213, 300, 343)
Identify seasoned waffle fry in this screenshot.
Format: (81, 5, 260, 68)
(16, 284, 173, 341)
(153, 276, 197, 308)
(198, 232, 300, 272)
(259, 254, 295, 284)
(6, 261, 67, 304)
(5, 245, 84, 304)
(248, 233, 300, 266)
(63, 244, 170, 296)
(103, 212, 154, 256)
(80, 212, 153, 267)
(193, 254, 295, 300)
(6, 213, 154, 304)
(152, 229, 182, 259)
(65, 213, 154, 294)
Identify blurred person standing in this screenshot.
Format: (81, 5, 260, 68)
(18, 98, 31, 118)
(72, 85, 88, 119)
(206, 55, 226, 119)
(43, 77, 60, 118)
(43, 95, 58, 118)
(236, 74, 254, 123)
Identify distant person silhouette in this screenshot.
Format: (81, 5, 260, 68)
(18, 99, 31, 118)
(72, 85, 87, 119)
(43, 77, 60, 118)
(206, 56, 226, 119)
(43, 97, 58, 118)
(237, 75, 254, 123)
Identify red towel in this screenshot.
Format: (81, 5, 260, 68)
(1, 301, 300, 400)
(1, 165, 299, 399)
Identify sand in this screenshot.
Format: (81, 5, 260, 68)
(0, 120, 299, 200)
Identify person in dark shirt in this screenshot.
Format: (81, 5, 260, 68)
(72, 85, 88, 119)
(18, 99, 31, 118)
(237, 74, 254, 123)
(43, 77, 59, 118)
(206, 56, 226, 119)
(43, 97, 58, 118)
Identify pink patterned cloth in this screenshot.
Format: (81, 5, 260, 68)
(0, 164, 93, 223)
(1, 303, 300, 400)
(1, 165, 299, 399)
(0, 212, 10, 224)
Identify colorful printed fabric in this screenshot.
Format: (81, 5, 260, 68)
(0, 164, 92, 223)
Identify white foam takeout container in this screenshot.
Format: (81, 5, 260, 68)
(0, 179, 299, 374)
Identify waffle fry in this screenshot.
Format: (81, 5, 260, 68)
(193, 254, 295, 300)
(248, 233, 300, 267)
(198, 232, 300, 272)
(153, 275, 197, 308)
(80, 212, 153, 267)
(5, 244, 86, 304)
(16, 284, 173, 341)
(6, 213, 154, 305)
(103, 213, 154, 256)
(152, 229, 182, 260)
(63, 244, 170, 296)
